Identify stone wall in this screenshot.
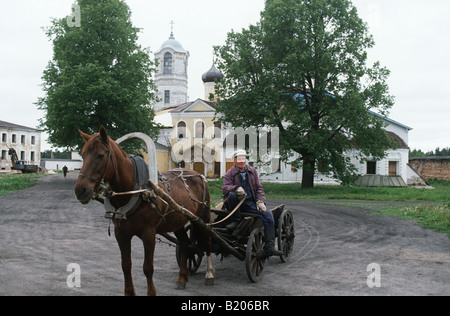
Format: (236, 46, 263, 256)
(408, 157, 450, 181)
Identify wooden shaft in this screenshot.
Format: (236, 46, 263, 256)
(146, 180, 245, 261)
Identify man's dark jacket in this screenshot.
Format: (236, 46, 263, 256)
(222, 165, 266, 204)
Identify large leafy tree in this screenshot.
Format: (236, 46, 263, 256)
(37, 0, 159, 150)
(215, 0, 394, 188)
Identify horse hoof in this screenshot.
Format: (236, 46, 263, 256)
(204, 278, 215, 286)
(176, 283, 186, 290)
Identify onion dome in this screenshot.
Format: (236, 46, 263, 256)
(202, 64, 224, 83)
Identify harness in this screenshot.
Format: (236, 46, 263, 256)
(78, 142, 115, 187)
(78, 143, 209, 223)
(104, 156, 148, 220)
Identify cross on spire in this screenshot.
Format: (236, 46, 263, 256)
(170, 20, 175, 37)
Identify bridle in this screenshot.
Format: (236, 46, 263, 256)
(78, 142, 115, 190)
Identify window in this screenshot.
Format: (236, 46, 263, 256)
(317, 160, 328, 173)
(31, 151, 35, 162)
(213, 121, 221, 139)
(12, 134, 16, 143)
(1, 133, 6, 142)
(367, 161, 377, 175)
(20, 151, 25, 160)
(31, 136, 35, 145)
(21, 135, 25, 144)
(177, 121, 186, 139)
(1, 150, 6, 160)
(195, 121, 205, 139)
(164, 90, 170, 104)
(163, 52, 173, 74)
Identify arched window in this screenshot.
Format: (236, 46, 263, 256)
(163, 52, 173, 74)
(177, 121, 186, 139)
(213, 121, 221, 139)
(195, 121, 205, 139)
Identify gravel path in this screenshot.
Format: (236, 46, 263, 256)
(0, 173, 449, 296)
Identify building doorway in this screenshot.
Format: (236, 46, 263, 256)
(193, 162, 205, 176)
(389, 161, 398, 176)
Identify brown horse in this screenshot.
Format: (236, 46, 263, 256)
(74, 126, 214, 296)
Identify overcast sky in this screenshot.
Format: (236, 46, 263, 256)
(1, 0, 449, 152)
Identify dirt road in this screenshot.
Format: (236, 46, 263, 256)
(0, 173, 449, 296)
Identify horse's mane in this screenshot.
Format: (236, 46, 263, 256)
(109, 137, 129, 160)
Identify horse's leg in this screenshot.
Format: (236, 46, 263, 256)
(174, 228, 190, 289)
(205, 254, 215, 286)
(201, 232, 215, 285)
(190, 222, 214, 285)
(115, 232, 135, 296)
(196, 206, 215, 286)
(141, 229, 157, 296)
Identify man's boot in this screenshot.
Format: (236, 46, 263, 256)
(264, 225, 283, 257)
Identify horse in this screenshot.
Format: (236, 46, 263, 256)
(74, 126, 214, 296)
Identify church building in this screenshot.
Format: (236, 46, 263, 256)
(153, 30, 189, 112)
(152, 31, 226, 178)
(151, 31, 414, 186)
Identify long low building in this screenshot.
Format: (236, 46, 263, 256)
(0, 120, 41, 172)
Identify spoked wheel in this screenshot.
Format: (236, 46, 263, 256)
(278, 210, 295, 263)
(245, 227, 266, 283)
(176, 225, 204, 274)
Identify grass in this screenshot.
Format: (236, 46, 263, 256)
(207, 179, 450, 237)
(0, 173, 48, 197)
(374, 204, 450, 238)
(208, 179, 450, 204)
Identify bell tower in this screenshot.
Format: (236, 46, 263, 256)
(154, 23, 189, 112)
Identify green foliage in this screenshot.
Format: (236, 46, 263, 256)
(41, 149, 71, 159)
(376, 204, 450, 238)
(208, 179, 450, 204)
(36, 0, 160, 150)
(214, 0, 394, 188)
(410, 147, 450, 158)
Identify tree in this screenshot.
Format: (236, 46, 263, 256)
(36, 0, 159, 150)
(214, 0, 394, 188)
(410, 147, 450, 158)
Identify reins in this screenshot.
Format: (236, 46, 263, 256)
(79, 143, 244, 227)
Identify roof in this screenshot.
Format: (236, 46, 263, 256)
(202, 64, 224, 83)
(369, 110, 413, 131)
(386, 131, 408, 149)
(170, 99, 217, 113)
(0, 120, 38, 132)
(155, 33, 187, 54)
(355, 175, 407, 187)
(350, 131, 409, 149)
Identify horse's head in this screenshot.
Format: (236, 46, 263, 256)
(74, 126, 115, 205)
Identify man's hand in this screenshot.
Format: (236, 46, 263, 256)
(235, 187, 246, 200)
(256, 200, 266, 213)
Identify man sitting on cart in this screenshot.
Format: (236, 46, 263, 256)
(222, 150, 283, 258)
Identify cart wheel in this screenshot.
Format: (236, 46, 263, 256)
(278, 210, 295, 263)
(176, 225, 204, 274)
(245, 227, 266, 283)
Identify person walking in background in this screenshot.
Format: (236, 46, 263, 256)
(62, 165, 68, 178)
